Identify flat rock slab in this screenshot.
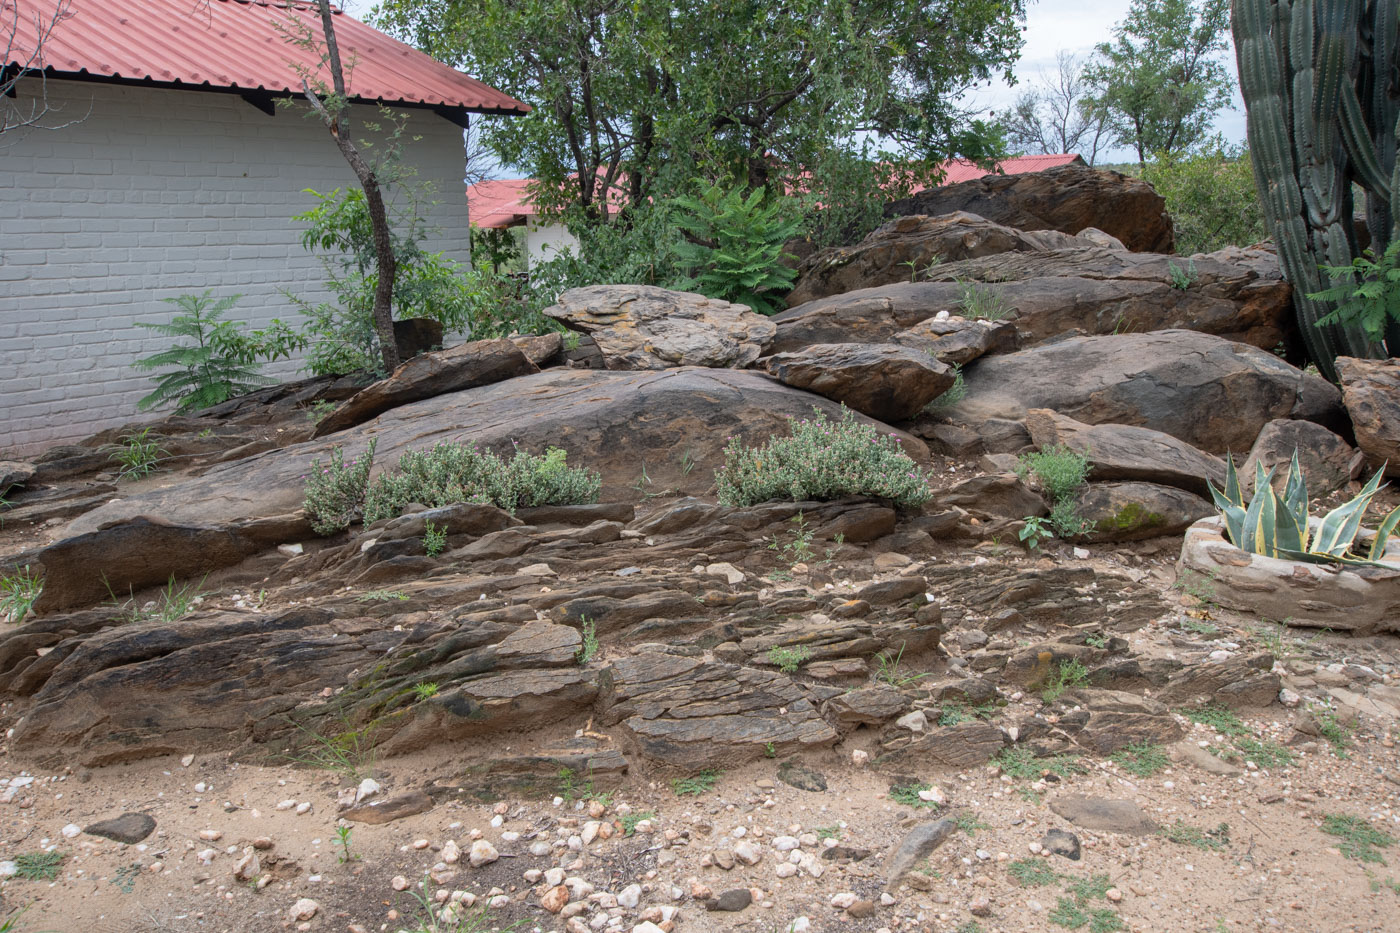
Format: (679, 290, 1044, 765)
(603, 652, 838, 768)
(44, 369, 924, 611)
(341, 791, 434, 825)
(1024, 409, 1225, 497)
(945, 329, 1341, 455)
(545, 285, 776, 369)
(1048, 795, 1158, 835)
(0, 461, 34, 496)
(84, 812, 156, 844)
(314, 338, 539, 436)
(764, 343, 953, 422)
(1337, 357, 1400, 477)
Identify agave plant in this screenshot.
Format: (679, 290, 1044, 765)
(1208, 451, 1400, 567)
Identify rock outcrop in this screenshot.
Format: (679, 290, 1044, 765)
(776, 245, 1293, 354)
(786, 212, 1123, 307)
(1023, 409, 1226, 497)
(883, 162, 1173, 253)
(544, 285, 776, 369)
(34, 369, 924, 611)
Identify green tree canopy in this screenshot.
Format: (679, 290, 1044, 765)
(374, 0, 1025, 223)
(1083, 0, 1234, 164)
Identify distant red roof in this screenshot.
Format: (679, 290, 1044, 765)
(468, 154, 1083, 228)
(3, 0, 528, 114)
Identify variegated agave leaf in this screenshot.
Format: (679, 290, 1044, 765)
(1222, 454, 1244, 508)
(1270, 486, 1304, 553)
(1313, 469, 1387, 557)
(1240, 465, 1278, 556)
(1280, 449, 1309, 551)
(1368, 502, 1400, 562)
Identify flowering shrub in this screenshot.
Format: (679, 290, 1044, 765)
(715, 407, 932, 509)
(303, 439, 377, 535)
(362, 442, 600, 524)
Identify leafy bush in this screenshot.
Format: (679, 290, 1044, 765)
(671, 178, 804, 315)
(1140, 143, 1266, 255)
(1017, 443, 1093, 538)
(715, 407, 932, 509)
(362, 442, 600, 524)
(303, 439, 377, 535)
(132, 292, 301, 412)
(1208, 449, 1400, 566)
(1309, 240, 1400, 342)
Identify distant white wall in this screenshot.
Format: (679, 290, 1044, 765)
(523, 219, 579, 269)
(0, 78, 470, 455)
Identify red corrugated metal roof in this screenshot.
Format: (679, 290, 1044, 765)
(3, 0, 528, 114)
(467, 155, 1085, 229)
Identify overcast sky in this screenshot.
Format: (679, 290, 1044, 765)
(342, 0, 1247, 167)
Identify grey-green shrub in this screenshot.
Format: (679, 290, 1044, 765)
(362, 442, 599, 524)
(303, 439, 377, 535)
(715, 407, 932, 509)
(1016, 444, 1091, 502)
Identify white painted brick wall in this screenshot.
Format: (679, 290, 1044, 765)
(1, 78, 472, 455)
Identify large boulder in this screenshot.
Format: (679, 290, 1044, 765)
(883, 162, 1173, 253)
(314, 338, 539, 436)
(787, 212, 1123, 307)
(775, 245, 1293, 354)
(36, 369, 924, 611)
(936, 330, 1342, 455)
(763, 343, 954, 421)
(1337, 356, 1400, 477)
(1241, 419, 1361, 496)
(543, 285, 776, 369)
(1073, 482, 1214, 543)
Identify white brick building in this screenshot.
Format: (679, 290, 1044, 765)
(0, 0, 526, 454)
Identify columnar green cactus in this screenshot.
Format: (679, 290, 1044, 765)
(1233, 0, 1398, 380)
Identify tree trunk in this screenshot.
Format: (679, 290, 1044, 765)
(309, 0, 399, 374)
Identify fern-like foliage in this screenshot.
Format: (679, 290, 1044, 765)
(132, 292, 289, 413)
(671, 179, 804, 316)
(1309, 241, 1400, 343)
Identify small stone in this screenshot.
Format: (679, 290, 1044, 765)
(969, 897, 992, 917)
(469, 840, 499, 867)
(733, 841, 762, 865)
(848, 899, 877, 919)
(294, 802, 312, 815)
(706, 888, 752, 912)
(355, 777, 382, 804)
(851, 750, 869, 767)
(289, 898, 319, 922)
(1041, 828, 1081, 861)
(916, 786, 945, 805)
(541, 885, 570, 913)
(775, 862, 797, 878)
(392, 876, 410, 891)
(60, 824, 81, 839)
(714, 849, 735, 871)
(84, 813, 157, 845)
(233, 848, 261, 883)
(1106, 887, 1123, 903)
(830, 893, 857, 909)
(198, 829, 223, 842)
(619, 883, 642, 908)
(180, 754, 195, 767)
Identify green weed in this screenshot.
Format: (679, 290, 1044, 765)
(411, 682, 439, 701)
(1160, 820, 1230, 851)
(107, 574, 205, 625)
(954, 813, 991, 836)
(334, 824, 357, 862)
(767, 644, 812, 673)
(0, 567, 42, 624)
(672, 769, 721, 797)
(576, 615, 599, 665)
(958, 281, 1014, 320)
(875, 641, 926, 687)
(1322, 814, 1396, 864)
(106, 427, 167, 481)
(923, 362, 967, 411)
(1182, 705, 1247, 736)
(1167, 258, 1198, 290)
(889, 782, 940, 809)
(995, 747, 1083, 780)
(1110, 743, 1169, 776)
(422, 520, 447, 557)
(1008, 858, 1061, 887)
(619, 811, 656, 836)
(814, 825, 841, 841)
(1041, 657, 1091, 702)
(12, 850, 65, 881)
(357, 589, 409, 602)
(1049, 896, 1124, 932)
